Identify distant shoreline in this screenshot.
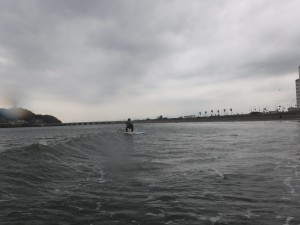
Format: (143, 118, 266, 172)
(134, 111, 300, 125)
(138, 111, 300, 123)
(1, 111, 300, 129)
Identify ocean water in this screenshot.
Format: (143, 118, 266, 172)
(0, 121, 299, 225)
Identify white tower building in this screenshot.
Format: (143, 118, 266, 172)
(296, 66, 300, 108)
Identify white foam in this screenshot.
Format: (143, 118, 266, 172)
(198, 214, 223, 223)
(146, 210, 165, 218)
(38, 140, 49, 146)
(245, 209, 259, 219)
(209, 216, 221, 223)
(283, 177, 297, 195)
(283, 216, 294, 225)
(146, 213, 158, 217)
(96, 202, 101, 210)
(211, 168, 225, 179)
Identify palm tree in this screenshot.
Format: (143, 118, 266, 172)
(205, 111, 207, 117)
(211, 110, 213, 116)
(217, 110, 220, 116)
(199, 112, 201, 117)
(263, 107, 266, 113)
(230, 108, 233, 115)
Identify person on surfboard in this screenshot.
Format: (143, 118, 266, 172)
(125, 118, 134, 132)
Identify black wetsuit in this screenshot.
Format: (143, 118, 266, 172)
(126, 120, 134, 132)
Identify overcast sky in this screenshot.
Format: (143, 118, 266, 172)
(0, 0, 299, 122)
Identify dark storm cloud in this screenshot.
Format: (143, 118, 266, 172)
(0, 0, 300, 120)
(0, 0, 175, 103)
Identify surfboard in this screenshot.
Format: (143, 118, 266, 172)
(124, 131, 146, 135)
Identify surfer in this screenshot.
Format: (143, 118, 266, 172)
(125, 118, 134, 132)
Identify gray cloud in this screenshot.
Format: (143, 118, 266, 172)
(0, 0, 299, 121)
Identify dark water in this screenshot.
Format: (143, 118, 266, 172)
(0, 121, 299, 225)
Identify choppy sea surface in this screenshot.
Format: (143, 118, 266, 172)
(0, 121, 300, 225)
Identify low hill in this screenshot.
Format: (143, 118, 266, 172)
(0, 107, 62, 125)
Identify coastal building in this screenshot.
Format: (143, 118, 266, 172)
(297, 66, 300, 108)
